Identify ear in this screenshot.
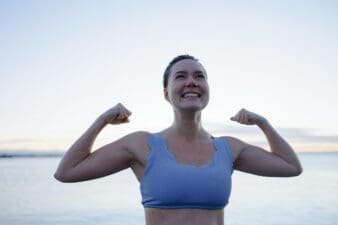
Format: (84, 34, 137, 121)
(164, 88, 170, 102)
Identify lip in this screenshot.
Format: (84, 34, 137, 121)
(181, 91, 201, 98)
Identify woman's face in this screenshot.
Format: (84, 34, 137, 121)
(164, 59, 210, 112)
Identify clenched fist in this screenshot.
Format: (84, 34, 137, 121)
(230, 108, 266, 126)
(98, 103, 132, 125)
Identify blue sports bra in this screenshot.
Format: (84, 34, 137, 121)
(140, 133, 234, 209)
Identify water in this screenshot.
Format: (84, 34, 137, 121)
(0, 153, 337, 225)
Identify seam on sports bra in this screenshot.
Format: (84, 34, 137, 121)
(218, 137, 234, 174)
(156, 133, 219, 168)
(222, 138, 234, 163)
(140, 133, 158, 184)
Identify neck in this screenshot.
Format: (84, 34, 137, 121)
(169, 110, 205, 140)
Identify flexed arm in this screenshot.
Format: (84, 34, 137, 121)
(54, 103, 133, 182)
(230, 109, 303, 177)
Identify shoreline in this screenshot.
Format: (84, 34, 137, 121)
(1, 150, 337, 159)
(0, 151, 64, 158)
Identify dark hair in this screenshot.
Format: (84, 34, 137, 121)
(163, 54, 199, 88)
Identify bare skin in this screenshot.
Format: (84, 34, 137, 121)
(54, 59, 303, 225)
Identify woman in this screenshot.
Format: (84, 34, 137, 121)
(54, 55, 303, 225)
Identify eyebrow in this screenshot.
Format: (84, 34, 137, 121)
(175, 71, 187, 75)
(174, 70, 205, 75)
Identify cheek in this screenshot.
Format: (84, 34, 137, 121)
(165, 87, 176, 102)
(167, 83, 179, 96)
(203, 83, 210, 95)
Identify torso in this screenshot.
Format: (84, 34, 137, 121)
(144, 208, 224, 225)
(127, 131, 241, 225)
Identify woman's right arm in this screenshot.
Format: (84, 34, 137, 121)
(54, 103, 133, 183)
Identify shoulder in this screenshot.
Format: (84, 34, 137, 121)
(219, 136, 249, 162)
(123, 130, 151, 140)
(114, 131, 151, 165)
(120, 131, 151, 149)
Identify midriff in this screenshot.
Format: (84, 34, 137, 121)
(144, 208, 224, 225)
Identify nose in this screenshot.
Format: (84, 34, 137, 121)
(185, 75, 198, 87)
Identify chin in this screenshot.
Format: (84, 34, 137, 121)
(179, 104, 207, 112)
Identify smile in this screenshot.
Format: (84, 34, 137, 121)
(181, 92, 201, 98)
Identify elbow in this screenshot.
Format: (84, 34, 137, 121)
(54, 170, 83, 183)
(296, 166, 303, 176)
(296, 162, 303, 176)
(54, 172, 66, 182)
(290, 165, 303, 177)
(54, 171, 72, 183)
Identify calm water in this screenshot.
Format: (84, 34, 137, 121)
(0, 153, 337, 225)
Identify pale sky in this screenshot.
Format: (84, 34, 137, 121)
(1, 0, 338, 152)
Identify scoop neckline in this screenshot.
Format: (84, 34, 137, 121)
(154, 133, 219, 168)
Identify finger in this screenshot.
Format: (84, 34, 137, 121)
(241, 112, 247, 124)
(237, 118, 243, 124)
(123, 117, 130, 123)
(122, 106, 131, 117)
(239, 113, 245, 124)
(116, 116, 130, 124)
(242, 112, 248, 124)
(118, 106, 126, 118)
(119, 104, 131, 117)
(121, 106, 131, 119)
(117, 107, 126, 119)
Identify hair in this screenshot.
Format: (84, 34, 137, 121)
(163, 54, 199, 88)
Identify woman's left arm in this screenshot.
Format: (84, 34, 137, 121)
(230, 109, 303, 177)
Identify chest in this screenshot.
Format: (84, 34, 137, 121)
(140, 135, 233, 209)
(166, 139, 216, 167)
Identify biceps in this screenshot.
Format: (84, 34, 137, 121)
(65, 143, 133, 182)
(234, 145, 297, 177)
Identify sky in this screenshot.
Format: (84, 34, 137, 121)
(1, 0, 338, 152)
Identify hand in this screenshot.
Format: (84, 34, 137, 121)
(98, 103, 132, 125)
(230, 108, 266, 126)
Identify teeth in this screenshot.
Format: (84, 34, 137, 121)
(185, 93, 198, 97)
(182, 92, 199, 98)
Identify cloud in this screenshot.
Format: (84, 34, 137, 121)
(0, 138, 44, 144)
(1, 124, 337, 152)
(204, 121, 338, 144)
(0, 138, 63, 151)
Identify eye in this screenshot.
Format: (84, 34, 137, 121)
(175, 74, 185, 79)
(196, 73, 205, 79)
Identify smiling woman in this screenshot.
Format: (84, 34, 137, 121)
(54, 54, 303, 225)
(164, 55, 210, 114)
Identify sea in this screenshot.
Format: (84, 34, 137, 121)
(0, 152, 337, 225)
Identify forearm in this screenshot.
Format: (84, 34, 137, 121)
(257, 119, 303, 172)
(55, 117, 107, 176)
